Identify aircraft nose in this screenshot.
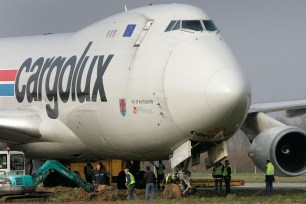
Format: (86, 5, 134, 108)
(164, 37, 251, 137)
(205, 68, 248, 116)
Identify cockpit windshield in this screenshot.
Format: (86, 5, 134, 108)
(182, 20, 203, 31)
(202, 20, 218, 31)
(165, 19, 218, 32)
(165, 20, 177, 32)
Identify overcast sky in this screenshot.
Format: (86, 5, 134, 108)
(0, 0, 305, 104)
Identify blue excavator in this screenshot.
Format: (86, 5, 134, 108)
(0, 150, 93, 197)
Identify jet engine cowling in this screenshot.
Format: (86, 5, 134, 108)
(248, 126, 306, 176)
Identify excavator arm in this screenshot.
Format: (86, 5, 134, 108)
(32, 160, 93, 192)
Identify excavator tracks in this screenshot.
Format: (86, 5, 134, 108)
(0, 192, 53, 203)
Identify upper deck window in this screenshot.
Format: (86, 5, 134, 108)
(182, 20, 203, 31)
(203, 20, 218, 31)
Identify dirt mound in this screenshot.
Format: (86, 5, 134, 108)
(163, 184, 182, 198)
(39, 185, 147, 202)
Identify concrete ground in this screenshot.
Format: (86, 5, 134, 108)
(238, 183, 306, 190)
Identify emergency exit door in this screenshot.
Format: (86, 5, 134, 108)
(134, 19, 154, 47)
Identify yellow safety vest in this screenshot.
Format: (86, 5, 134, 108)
(126, 172, 136, 185)
(157, 167, 164, 175)
(266, 163, 274, 176)
(165, 176, 169, 184)
(223, 165, 231, 177)
(215, 165, 224, 175)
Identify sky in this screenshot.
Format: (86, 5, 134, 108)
(0, 0, 306, 104)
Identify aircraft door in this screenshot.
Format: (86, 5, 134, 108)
(134, 19, 154, 47)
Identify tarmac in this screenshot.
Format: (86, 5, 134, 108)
(238, 183, 306, 190)
(197, 183, 306, 190)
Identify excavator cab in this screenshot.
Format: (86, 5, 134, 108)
(0, 150, 25, 176)
(0, 150, 34, 195)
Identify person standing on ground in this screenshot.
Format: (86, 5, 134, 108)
(156, 160, 165, 189)
(92, 164, 110, 185)
(212, 161, 224, 194)
(223, 160, 232, 196)
(265, 160, 275, 195)
(84, 161, 93, 183)
(143, 166, 156, 201)
(125, 168, 137, 200)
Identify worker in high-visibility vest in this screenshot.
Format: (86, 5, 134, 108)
(212, 161, 224, 193)
(125, 168, 137, 200)
(265, 160, 275, 195)
(223, 160, 232, 196)
(165, 173, 173, 184)
(156, 160, 165, 189)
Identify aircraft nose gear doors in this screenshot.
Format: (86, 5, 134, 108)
(169, 141, 196, 195)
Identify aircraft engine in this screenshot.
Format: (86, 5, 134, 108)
(241, 112, 306, 176)
(243, 112, 306, 176)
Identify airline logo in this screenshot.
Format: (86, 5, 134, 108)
(123, 24, 136, 37)
(0, 69, 17, 96)
(15, 42, 114, 119)
(119, 99, 126, 116)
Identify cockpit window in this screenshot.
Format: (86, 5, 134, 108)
(165, 20, 177, 32)
(172, 20, 181, 31)
(202, 20, 218, 31)
(182, 20, 203, 31)
(164, 19, 218, 32)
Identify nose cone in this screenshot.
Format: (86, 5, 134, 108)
(164, 37, 251, 137)
(206, 68, 249, 116)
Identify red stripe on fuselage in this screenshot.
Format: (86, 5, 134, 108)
(0, 70, 17, 81)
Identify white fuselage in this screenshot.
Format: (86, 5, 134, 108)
(0, 4, 251, 160)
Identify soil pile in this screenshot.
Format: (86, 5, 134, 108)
(38, 185, 148, 202)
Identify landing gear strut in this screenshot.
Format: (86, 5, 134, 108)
(172, 158, 196, 196)
(169, 141, 197, 196)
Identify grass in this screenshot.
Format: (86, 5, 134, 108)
(192, 172, 306, 183)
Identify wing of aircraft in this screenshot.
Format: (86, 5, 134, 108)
(249, 99, 306, 115)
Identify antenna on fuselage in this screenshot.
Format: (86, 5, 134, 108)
(124, 5, 128, 12)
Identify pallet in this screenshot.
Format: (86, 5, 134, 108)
(190, 178, 245, 187)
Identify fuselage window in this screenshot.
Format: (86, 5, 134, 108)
(182, 20, 203, 31)
(203, 20, 218, 31)
(165, 20, 177, 32)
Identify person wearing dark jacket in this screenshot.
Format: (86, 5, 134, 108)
(92, 164, 110, 185)
(143, 166, 156, 201)
(84, 161, 93, 183)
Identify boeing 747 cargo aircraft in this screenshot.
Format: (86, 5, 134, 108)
(0, 4, 306, 193)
